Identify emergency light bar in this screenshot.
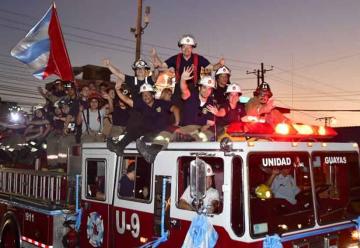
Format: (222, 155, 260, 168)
(225, 122, 337, 140)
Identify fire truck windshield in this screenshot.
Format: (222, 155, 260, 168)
(312, 151, 360, 225)
(248, 152, 314, 237)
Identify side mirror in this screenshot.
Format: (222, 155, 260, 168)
(190, 158, 207, 211)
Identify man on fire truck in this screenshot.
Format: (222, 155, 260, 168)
(102, 58, 158, 96)
(135, 68, 216, 163)
(266, 166, 301, 206)
(150, 34, 224, 103)
(107, 81, 180, 158)
(245, 82, 290, 127)
(179, 159, 220, 214)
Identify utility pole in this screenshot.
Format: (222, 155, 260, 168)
(131, 0, 150, 61)
(316, 116, 336, 127)
(246, 62, 274, 87)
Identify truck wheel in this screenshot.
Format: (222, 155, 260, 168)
(1, 219, 20, 248)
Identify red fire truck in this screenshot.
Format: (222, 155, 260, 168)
(0, 122, 360, 248)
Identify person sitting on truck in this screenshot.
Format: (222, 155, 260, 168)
(108, 85, 131, 139)
(107, 80, 180, 159)
(46, 98, 76, 168)
(207, 83, 246, 130)
(244, 82, 290, 127)
(266, 166, 300, 206)
(135, 69, 217, 164)
(179, 160, 220, 214)
(103, 58, 158, 96)
(213, 65, 231, 106)
(177, 67, 216, 141)
(118, 162, 136, 197)
(37, 79, 66, 105)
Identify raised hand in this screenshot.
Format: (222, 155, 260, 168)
(102, 58, 111, 67)
(206, 104, 219, 116)
(181, 66, 194, 81)
(219, 57, 225, 66)
(115, 79, 123, 91)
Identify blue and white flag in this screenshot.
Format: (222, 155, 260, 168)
(11, 3, 73, 81)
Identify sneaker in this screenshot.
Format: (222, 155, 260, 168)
(136, 137, 153, 163)
(107, 138, 123, 156)
(135, 137, 147, 154)
(106, 138, 117, 153)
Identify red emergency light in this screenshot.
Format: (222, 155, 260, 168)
(225, 121, 337, 140)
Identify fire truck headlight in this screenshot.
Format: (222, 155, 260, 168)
(351, 230, 360, 241)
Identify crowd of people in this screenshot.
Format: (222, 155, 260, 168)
(0, 33, 290, 168)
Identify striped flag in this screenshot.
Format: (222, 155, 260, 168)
(11, 3, 74, 81)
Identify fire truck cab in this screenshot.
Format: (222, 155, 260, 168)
(80, 124, 360, 247)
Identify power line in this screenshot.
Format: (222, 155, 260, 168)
(276, 90, 360, 97)
(0, 8, 259, 67)
(0, 21, 251, 74)
(274, 53, 360, 74)
(267, 74, 355, 102)
(273, 66, 356, 94)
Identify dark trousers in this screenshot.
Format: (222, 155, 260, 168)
(116, 110, 158, 153)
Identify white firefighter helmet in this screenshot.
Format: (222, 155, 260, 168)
(198, 76, 216, 88)
(215, 66, 231, 76)
(190, 159, 215, 177)
(139, 83, 155, 93)
(32, 104, 44, 112)
(178, 34, 197, 48)
(132, 59, 150, 70)
(226, 83, 242, 94)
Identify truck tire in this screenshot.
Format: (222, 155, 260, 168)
(0, 218, 20, 248)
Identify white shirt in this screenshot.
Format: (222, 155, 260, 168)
(271, 174, 300, 205)
(180, 186, 220, 210)
(82, 108, 105, 133)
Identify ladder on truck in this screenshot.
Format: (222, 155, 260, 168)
(0, 168, 70, 207)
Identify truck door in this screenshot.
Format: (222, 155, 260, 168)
(80, 154, 115, 248)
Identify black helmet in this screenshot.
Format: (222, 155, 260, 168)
(253, 82, 273, 98)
